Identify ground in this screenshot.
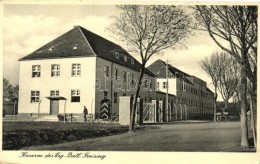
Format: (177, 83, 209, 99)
(22, 121, 255, 152)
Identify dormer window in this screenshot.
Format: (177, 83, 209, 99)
(124, 55, 127, 62)
(73, 44, 79, 50)
(115, 52, 119, 59)
(131, 58, 134, 65)
(48, 46, 54, 51)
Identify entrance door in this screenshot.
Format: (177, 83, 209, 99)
(50, 100, 59, 115)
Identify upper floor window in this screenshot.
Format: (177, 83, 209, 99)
(104, 66, 109, 78)
(115, 52, 119, 59)
(144, 78, 150, 88)
(131, 73, 134, 84)
(182, 80, 187, 91)
(32, 65, 41, 77)
(131, 58, 134, 65)
(114, 68, 118, 80)
(114, 92, 118, 103)
(72, 64, 81, 76)
(51, 64, 60, 77)
(71, 89, 80, 102)
(50, 90, 59, 97)
(163, 82, 168, 89)
(124, 55, 127, 62)
(123, 71, 127, 82)
(31, 90, 40, 103)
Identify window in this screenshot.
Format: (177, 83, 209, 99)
(72, 64, 81, 76)
(163, 82, 167, 89)
(49, 46, 54, 51)
(123, 71, 127, 82)
(31, 91, 40, 103)
(124, 55, 127, 62)
(114, 68, 118, 80)
(104, 91, 108, 99)
(131, 58, 134, 64)
(104, 66, 109, 78)
(131, 73, 134, 84)
(71, 90, 80, 102)
(51, 64, 60, 77)
(144, 78, 149, 87)
(182, 80, 187, 91)
(115, 52, 119, 58)
(32, 65, 41, 77)
(114, 92, 118, 103)
(50, 90, 59, 97)
(73, 44, 79, 50)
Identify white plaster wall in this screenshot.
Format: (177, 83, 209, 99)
(18, 57, 96, 114)
(156, 78, 177, 96)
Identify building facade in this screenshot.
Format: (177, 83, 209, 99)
(18, 26, 156, 119)
(148, 60, 214, 120)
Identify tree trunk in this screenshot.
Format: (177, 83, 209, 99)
(129, 66, 145, 131)
(213, 86, 217, 122)
(240, 62, 249, 148)
(250, 80, 257, 147)
(224, 99, 228, 113)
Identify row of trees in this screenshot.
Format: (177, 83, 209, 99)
(195, 6, 257, 148)
(199, 52, 240, 121)
(109, 5, 257, 149)
(3, 78, 19, 102)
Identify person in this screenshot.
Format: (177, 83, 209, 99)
(83, 106, 88, 122)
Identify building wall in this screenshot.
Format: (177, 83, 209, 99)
(18, 57, 97, 115)
(176, 76, 214, 119)
(156, 78, 177, 95)
(95, 57, 156, 116)
(148, 60, 214, 120)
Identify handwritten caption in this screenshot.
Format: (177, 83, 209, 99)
(19, 152, 106, 160)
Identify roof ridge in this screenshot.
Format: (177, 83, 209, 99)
(76, 26, 97, 57)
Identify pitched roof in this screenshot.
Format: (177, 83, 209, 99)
(206, 87, 214, 94)
(147, 59, 193, 84)
(19, 26, 154, 76)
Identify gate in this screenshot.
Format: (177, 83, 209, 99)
(143, 102, 156, 123)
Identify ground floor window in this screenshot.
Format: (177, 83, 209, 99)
(104, 91, 108, 99)
(71, 90, 80, 102)
(114, 92, 118, 103)
(31, 91, 40, 103)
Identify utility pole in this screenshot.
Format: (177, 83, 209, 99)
(166, 60, 169, 122)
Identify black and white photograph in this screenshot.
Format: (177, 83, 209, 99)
(1, 1, 259, 164)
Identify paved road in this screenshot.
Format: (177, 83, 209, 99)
(24, 121, 253, 152)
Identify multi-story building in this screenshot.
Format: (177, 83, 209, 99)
(18, 26, 156, 120)
(148, 59, 214, 120)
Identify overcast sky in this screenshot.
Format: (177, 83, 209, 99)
(3, 4, 224, 100)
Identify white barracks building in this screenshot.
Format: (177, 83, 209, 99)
(18, 26, 156, 120)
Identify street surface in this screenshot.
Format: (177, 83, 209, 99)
(24, 121, 254, 152)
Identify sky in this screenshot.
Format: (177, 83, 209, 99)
(3, 4, 224, 100)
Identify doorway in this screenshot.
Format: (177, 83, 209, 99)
(50, 100, 59, 115)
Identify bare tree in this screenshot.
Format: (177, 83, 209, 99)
(217, 53, 240, 112)
(109, 5, 193, 131)
(3, 78, 19, 102)
(195, 6, 257, 148)
(199, 52, 222, 122)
